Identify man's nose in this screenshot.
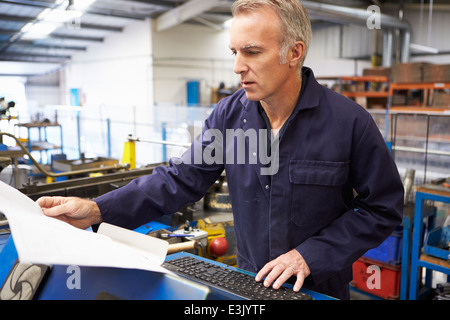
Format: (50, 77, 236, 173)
(233, 53, 248, 75)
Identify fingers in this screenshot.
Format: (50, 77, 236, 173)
(272, 265, 296, 290)
(255, 261, 275, 282)
(36, 196, 65, 209)
(257, 263, 285, 287)
(255, 249, 310, 292)
(257, 263, 295, 290)
(36, 196, 102, 229)
(36, 196, 70, 217)
(293, 273, 306, 292)
(41, 202, 71, 217)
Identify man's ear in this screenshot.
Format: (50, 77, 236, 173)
(289, 41, 305, 68)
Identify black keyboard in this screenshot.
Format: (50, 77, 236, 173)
(163, 256, 313, 300)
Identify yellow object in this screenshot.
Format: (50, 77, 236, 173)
(89, 172, 104, 178)
(197, 219, 236, 266)
(17, 137, 28, 145)
(122, 140, 136, 169)
(46, 176, 55, 184)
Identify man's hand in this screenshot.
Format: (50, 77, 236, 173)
(36, 196, 102, 229)
(255, 249, 310, 292)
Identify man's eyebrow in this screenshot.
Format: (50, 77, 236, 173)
(229, 44, 264, 50)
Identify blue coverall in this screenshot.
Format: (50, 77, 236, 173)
(95, 67, 404, 299)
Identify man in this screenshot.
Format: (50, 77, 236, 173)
(0, 98, 7, 115)
(37, 0, 403, 300)
(0, 99, 14, 116)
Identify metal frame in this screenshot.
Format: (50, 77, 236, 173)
(390, 112, 450, 184)
(409, 189, 450, 300)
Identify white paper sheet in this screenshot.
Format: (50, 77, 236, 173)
(0, 181, 171, 274)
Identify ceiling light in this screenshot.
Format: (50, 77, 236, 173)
(18, 0, 93, 40)
(28, 22, 58, 35)
(43, 9, 82, 23)
(37, 8, 52, 19)
(21, 22, 33, 33)
(21, 22, 58, 39)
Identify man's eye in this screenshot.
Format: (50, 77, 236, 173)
(231, 51, 237, 56)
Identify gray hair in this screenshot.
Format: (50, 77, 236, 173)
(231, 0, 312, 68)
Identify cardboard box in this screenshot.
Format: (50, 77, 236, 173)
(423, 64, 450, 83)
(363, 67, 391, 77)
(432, 91, 450, 108)
(391, 62, 431, 83)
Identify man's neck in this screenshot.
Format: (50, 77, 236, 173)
(260, 75, 302, 131)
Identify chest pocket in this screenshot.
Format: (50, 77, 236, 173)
(289, 160, 349, 185)
(289, 160, 350, 226)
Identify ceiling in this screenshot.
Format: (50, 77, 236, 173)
(0, 0, 448, 76)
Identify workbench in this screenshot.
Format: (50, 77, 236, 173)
(409, 185, 450, 300)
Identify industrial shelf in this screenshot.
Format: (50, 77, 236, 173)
(317, 75, 389, 82)
(390, 82, 450, 91)
(318, 74, 450, 111)
(14, 122, 63, 165)
(389, 106, 450, 113)
(409, 185, 450, 300)
(341, 91, 389, 98)
(317, 75, 390, 109)
(389, 82, 450, 109)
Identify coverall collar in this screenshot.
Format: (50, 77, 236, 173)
(239, 66, 321, 116)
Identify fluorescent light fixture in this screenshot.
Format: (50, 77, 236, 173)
(44, 9, 82, 23)
(21, 22, 33, 33)
(409, 43, 439, 54)
(37, 8, 52, 19)
(19, 0, 94, 40)
(23, 22, 58, 35)
(21, 22, 58, 39)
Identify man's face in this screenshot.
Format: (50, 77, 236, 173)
(229, 7, 292, 103)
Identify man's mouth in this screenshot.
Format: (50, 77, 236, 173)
(241, 81, 255, 88)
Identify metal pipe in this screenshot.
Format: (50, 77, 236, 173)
(301, 1, 411, 63)
(401, 30, 411, 63)
(391, 145, 450, 157)
(403, 168, 415, 205)
(302, 1, 411, 31)
(128, 136, 191, 148)
(424, 115, 431, 183)
(0, 132, 129, 178)
(383, 29, 393, 67)
(428, 0, 434, 47)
